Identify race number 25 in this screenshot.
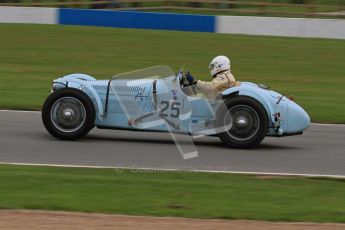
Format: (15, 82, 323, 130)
(160, 101, 180, 118)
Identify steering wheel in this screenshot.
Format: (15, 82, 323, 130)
(179, 73, 191, 88)
(176, 67, 194, 89)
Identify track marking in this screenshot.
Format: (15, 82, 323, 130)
(1, 162, 344, 179)
(0, 110, 40, 113)
(311, 123, 345, 127)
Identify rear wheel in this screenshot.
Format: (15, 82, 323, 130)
(216, 96, 268, 148)
(42, 88, 95, 140)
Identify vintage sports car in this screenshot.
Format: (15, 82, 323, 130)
(42, 66, 310, 148)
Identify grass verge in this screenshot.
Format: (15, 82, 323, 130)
(0, 24, 344, 123)
(0, 164, 344, 223)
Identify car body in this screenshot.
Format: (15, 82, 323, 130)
(42, 66, 310, 148)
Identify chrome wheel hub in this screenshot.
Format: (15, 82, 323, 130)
(63, 109, 74, 119)
(236, 116, 248, 126)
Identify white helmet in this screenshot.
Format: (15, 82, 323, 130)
(209, 55, 231, 77)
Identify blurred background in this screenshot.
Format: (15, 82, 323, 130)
(1, 0, 345, 18)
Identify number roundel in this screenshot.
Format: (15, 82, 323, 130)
(160, 101, 181, 118)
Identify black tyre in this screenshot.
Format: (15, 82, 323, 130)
(42, 88, 95, 140)
(216, 96, 269, 148)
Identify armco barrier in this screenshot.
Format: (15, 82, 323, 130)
(0, 6, 344, 39)
(217, 16, 345, 40)
(0, 6, 57, 24)
(59, 8, 215, 32)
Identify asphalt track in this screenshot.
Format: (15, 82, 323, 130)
(0, 110, 344, 177)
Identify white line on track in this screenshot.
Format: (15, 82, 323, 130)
(0, 110, 40, 113)
(1, 162, 344, 179)
(0, 110, 344, 127)
(311, 123, 345, 127)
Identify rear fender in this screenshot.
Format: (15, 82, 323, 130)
(221, 87, 274, 124)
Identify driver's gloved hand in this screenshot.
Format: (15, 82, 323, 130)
(179, 76, 187, 86)
(186, 70, 198, 86)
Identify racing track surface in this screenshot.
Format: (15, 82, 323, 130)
(0, 110, 345, 177)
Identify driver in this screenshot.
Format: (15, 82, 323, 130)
(185, 55, 239, 99)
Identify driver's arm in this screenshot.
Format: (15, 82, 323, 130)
(196, 75, 231, 93)
(196, 72, 238, 98)
(197, 78, 225, 92)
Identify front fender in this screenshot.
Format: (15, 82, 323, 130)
(52, 74, 104, 120)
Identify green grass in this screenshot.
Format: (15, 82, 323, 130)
(0, 24, 344, 123)
(0, 164, 345, 223)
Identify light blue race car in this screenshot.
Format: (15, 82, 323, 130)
(42, 66, 310, 148)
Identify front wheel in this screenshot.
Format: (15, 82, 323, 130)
(42, 88, 95, 140)
(216, 96, 269, 148)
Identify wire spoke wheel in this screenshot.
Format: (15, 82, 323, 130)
(216, 96, 268, 148)
(50, 97, 86, 133)
(227, 105, 260, 141)
(42, 88, 95, 140)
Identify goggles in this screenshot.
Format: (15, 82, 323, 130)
(209, 63, 215, 71)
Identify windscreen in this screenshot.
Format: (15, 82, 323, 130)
(108, 65, 189, 127)
(110, 65, 175, 80)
